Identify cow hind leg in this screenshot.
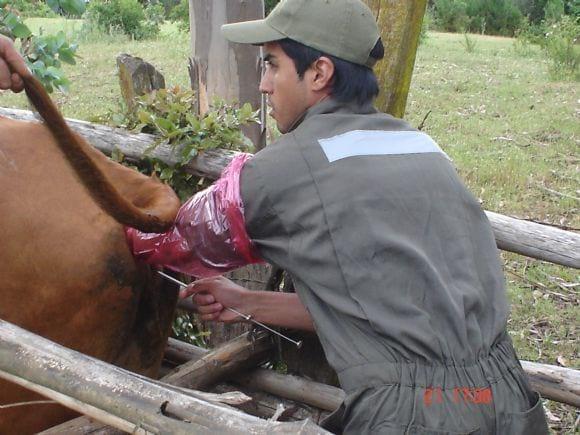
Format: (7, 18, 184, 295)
(112, 265, 179, 377)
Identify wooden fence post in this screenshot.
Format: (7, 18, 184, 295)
(188, 0, 266, 149)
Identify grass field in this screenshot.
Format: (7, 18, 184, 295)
(1, 20, 578, 433)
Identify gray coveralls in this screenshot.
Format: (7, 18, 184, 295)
(240, 98, 549, 434)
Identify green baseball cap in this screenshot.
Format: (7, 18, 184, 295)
(221, 0, 381, 68)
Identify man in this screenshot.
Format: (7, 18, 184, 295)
(0, 1, 548, 432)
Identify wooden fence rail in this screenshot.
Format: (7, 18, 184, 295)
(1, 107, 578, 268)
(0, 319, 328, 434)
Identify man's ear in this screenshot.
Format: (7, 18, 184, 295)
(309, 56, 335, 92)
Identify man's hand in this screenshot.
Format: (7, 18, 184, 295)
(180, 275, 316, 331)
(180, 276, 249, 323)
(0, 35, 30, 92)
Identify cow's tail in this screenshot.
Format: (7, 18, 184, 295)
(22, 74, 178, 233)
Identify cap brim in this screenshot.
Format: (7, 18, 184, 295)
(221, 19, 286, 45)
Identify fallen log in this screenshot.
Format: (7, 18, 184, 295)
(162, 340, 331, 422)
(164, 335, 208, 363)
(1, 107, 577, 268)
(162, 330, 275, 390)
(164, 337, 344, 412)
(212, 383, 329, 423)
(0, 319, 329, 434)
(237, 369, 344, 413)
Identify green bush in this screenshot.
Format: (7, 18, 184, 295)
(8, 0, 56, 18)
(432, 0, 469, 32)
(432, 0, 523, 35)
(159, 0, 180, 17)
(544, 0, 566, 21)
(461, 32, 478, 52)
(145, 2, 165, 26)
(265, 0, 280, 14)
(542, 15, 580, 80)
(0, 1, 79, 92)
(85, 0, 160, 40)
(567, 0, 580, 16)
(114, 86, 258, 199)
(514, 0, 547, 25)
(513, 18, 543, 55)
(25, 31, 79, 92)
(466, 0, 523, 35)
(168, 0, 189, 32)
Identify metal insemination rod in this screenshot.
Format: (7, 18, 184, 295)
(157, 271, 302, 348)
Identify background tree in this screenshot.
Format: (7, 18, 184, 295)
(544, 0, 566, 21)
(364, 0, 429, 118)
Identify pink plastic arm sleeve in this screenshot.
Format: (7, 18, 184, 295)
(125, 153, 263, 277)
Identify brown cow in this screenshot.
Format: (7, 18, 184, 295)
(0, 75, 181, 433)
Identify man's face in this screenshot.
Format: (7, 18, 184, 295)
(260, 42, 311, 134)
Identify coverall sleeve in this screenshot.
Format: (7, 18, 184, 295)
(125, 153, 263, 278)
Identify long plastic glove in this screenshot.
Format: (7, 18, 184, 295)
(125, 153, 263, 277)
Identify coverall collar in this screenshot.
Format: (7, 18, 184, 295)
(285, 97, 378, 133)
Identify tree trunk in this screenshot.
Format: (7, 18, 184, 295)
(363, 0, 428, 118)
(188, 0, 265, 149)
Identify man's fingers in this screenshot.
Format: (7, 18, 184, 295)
(196, 302, 223, 315)
(11, 72, 24, 93)
(0, 35, 30, 77)
(200, 312, 222, 322)
(0, 35, 30, 92)
(193, 293, 216, 306)
(200, 310, 239, 323)
(0, 59, 11, 89)
(179, 277, 221, 299)
(178, 282, 203, 298)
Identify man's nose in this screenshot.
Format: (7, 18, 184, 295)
(259, 74, 271, 94)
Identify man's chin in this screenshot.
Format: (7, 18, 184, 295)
(272, 115, 287, 134)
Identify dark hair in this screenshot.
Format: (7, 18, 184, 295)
(278, 38, 384, 106)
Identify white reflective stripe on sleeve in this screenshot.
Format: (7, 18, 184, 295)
(318, 130, 451, 163)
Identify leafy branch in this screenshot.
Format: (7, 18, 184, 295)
(113, 86, 259, 200)
(0, 0, 83, 92)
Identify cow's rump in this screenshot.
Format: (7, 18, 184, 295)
(0, 116, 179, 433)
